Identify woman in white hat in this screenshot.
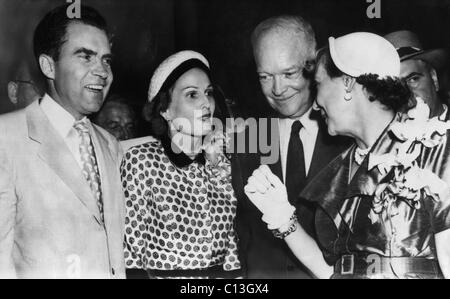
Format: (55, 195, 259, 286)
(121, 50, 241, 278)
(244, 32, 450, 279)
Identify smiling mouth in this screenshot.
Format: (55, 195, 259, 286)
(201, 113, 212, 121)
(273, 93, 297, 103)
(85, 84, 105, 93)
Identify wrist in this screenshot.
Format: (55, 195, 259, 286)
(271, 213, 298, 239)
(263, 204, 296, 230)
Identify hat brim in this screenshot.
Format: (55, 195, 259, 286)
(401, 48, 448, 70)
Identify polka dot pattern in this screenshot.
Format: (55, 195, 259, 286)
(122, 140, 241, 272)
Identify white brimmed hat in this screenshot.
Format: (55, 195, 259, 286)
(148, 50, 210, 102)
(329, 32, 400, 78)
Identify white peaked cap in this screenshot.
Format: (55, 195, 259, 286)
(329, 32, 400, 78)
(148, 50, 210, 102)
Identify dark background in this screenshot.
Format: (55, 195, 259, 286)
(1, 0, 450, 117)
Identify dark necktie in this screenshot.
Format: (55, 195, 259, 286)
(285, 120, 306, 205)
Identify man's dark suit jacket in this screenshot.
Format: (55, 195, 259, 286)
(232, 113, 351, 279)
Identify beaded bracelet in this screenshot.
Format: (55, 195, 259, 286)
(271, 214, 298, 239)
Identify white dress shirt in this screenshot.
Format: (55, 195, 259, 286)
(278, 107, 319, 182)
(40, 94, 92, 170)
(440, 104, 448, 120)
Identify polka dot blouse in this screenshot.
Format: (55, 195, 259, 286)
(121, 138, 241, 272)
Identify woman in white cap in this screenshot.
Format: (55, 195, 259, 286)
(244, 32, 450, 279)
(121, 50, 241, 278)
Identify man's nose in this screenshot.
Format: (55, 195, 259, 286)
(92, 61, 110, 79)
(116, 127, 129, 141)
(272, 76, 287, 97)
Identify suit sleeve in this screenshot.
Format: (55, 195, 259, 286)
(0, 147, 17, 278)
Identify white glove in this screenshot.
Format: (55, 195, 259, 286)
(244, 165, 296, 230)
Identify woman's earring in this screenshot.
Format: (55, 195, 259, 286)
(344, 90, 352, 101)
(168, 119, 182, 132)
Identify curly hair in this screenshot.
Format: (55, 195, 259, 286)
(355, 74, 412, 112)
(316, 47, 412, 113)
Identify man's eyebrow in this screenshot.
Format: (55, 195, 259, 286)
(257, 66, 302, 75)
(73, 47, 97, 56)
(102, 53, 114, 60)
(73, 48, 113, 61)
(404, 72, 423, 80)
(283, 66, 302, 72)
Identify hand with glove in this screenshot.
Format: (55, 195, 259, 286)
(244, 165, 333, 278)
(244, 164, 296, 232)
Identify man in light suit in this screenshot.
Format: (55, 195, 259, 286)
(0, 4, 125, 278)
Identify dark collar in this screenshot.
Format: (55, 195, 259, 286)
(160, 134, 205, 168)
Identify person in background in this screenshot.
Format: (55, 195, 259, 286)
(0, 4, 125, 278)
(93, 94, 137, 141)
(384, 30, 448, 117)
(245, 32, 450, 279)
(122, 50, 241, 279)
(7, 58, 44, 109)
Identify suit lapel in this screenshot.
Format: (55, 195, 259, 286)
(264, 118, 283, 182)
(301, 147, 353, 216)
(26, 101, 102, 223)
(268, 157, 283, 182)
(308, 118, 351, 180)
(308, 125, 329, 180)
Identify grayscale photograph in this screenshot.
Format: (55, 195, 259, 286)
(0, 0, 449, 283)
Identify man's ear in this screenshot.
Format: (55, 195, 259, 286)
(429, 68, 440, 91)
(342, 75, 356, 92)
(39, 54, 56, 80)
(7, 81, 18, 105)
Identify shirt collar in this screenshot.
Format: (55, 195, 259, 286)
(439, 104, 448, 121)
(40, 93, 91, 138)
(279, 106, 319, 135)
(160, 134, 205, 168)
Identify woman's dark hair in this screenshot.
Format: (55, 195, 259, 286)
(316, 47, 412, 113)
(143, 59, 226, 137)
(143, 89, 172, 137)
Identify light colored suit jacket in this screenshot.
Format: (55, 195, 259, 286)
(0, 100, 125, 278)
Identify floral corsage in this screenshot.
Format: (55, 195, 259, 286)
(366, 98, 450, 220)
